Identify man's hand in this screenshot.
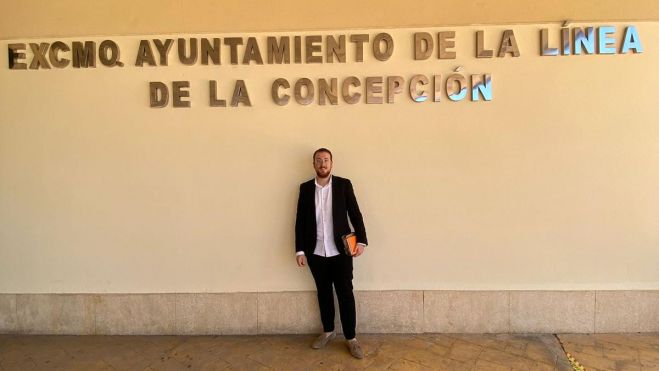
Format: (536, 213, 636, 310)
(296, 255, 307, 267)
(354, 244, 365, 257)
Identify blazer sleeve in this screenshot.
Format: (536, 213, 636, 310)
(294, 183, 306, 254)
(345, 180, 368, 245)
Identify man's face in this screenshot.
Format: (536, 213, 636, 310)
(313, 152, 333, 179)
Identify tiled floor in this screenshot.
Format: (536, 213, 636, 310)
(558, 333, 659, 371)
(0, 333, 657, 370)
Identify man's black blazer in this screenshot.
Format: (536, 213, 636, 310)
(295, 175, 368, 257)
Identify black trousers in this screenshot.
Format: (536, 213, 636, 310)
(307, 254, 356, 340)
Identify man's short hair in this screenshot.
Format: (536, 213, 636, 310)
(313, 148, 333, 161)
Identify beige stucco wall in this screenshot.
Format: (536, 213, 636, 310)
(2, 0, 659, 38)
(1, 2, 658, 294)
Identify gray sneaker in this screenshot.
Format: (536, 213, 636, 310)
(311, 331, 336, 349)
(346, 339, 364, 359)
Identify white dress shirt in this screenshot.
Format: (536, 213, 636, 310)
(313, 176, 340, 257)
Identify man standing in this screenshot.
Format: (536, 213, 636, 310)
(295, 148, 368, 359)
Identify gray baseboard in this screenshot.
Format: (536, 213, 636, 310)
(1, 291, 657, 335)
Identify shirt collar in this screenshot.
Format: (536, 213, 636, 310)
(314, 175, 332, 188)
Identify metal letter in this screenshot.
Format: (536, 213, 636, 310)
(294, 36, 302, 64)
(49, 41, 70, 68)
(243, 37, 264, 65)
(433, 75, 441, 102)
(209, 80, 226, 107)
(386, 76, 404, 103)
(561, 28, 571, 55)
(294, 78, 314, 105)
(224, 38, 243, 65)
(305, 35, 322, 64)
(172, 81, 191, 108)
(231, 80, 251, 106)
(153, 39, 173, 66)
(349, 34, 369, 62)
(201, 38, 221, 65)
(72, 41, 96, 68)
(409, 74, 429, 103)
(8, 43, 27, 69)
(149, 81, 168, 108)
(135, 40, 156, 66)
(476, 31, 493, 58)
(373, 33, 393, 61)
(414, 32, 433, 60)
(471, 74, 492, 101)
(438, 31, 456, 59)
(540, 29, 558, 56)
(326, 35, 346, 63)
(621, 26, 643, 54)
(271, 78, 290, 106)
(341, 76, 361, 104)
(29, 43, 51, 69)
(574, 27, 595, 55)
(498, 30, 520, 57)
(446, 73, 467, 101)
(365, 77, 383, 104)
(598, 26, 616, 54)
(178, 38, 198, 65)
(99, 40, 122, 67)
(318, 78, 338, 105)
(267, 37, 290, 64)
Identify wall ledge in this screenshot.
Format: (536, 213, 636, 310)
(1, 290, 657, 335)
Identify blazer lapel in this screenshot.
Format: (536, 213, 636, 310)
(331, 176, 339, 227)
(308, 180, 317, 230)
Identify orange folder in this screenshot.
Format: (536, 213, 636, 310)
(342, 233, 358, 256)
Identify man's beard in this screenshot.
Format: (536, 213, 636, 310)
(316, 169, 331, 178)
